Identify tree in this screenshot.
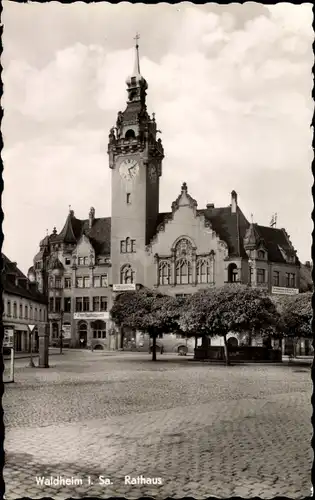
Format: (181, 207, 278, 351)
(180, 285, 280, 365)
(110, 289, 185, 361)
(277, 292, 312, 357)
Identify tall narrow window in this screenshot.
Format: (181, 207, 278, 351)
(197, 258, 213, 284)
(19, 304, 23, 318)
(76, 277, 83, 288)
(100, 297, 108, 311)
(126, 193, 131, 204)
(75, 298, 83, 312)
(126, 237, 132, 253)
(93, 297, 100, 312)
(83, 297, 90, 312)
(273, 271, 280, 287)
(7, 301, 11, 317)
(101, 275, 108, 287)
(25, 305, 28, 319)
(93, 276, 101, 287)
(64, 277, 72, 288)
(257, 269, 266, 284)
(174, 238, 194, 285)
(64, 297, 71, 312)
(285, 273, 290, 287)
(176, 259, 192, 285)
(83, 277, 90, 288)
(13, 302, 17, 318)
(120, 241, 126, 253)
(131, 240, 136, 253)
(159, 261, 171, 285)
(49, 298, 54, 312)
(55, 297, 61, 312)
(290, 273, 295, 287)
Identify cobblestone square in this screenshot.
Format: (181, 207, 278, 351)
(3, 351, 312, 498)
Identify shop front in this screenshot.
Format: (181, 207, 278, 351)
(73, 312, 112, 349)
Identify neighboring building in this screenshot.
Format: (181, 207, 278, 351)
(30, 40, 301, 351)
(2, 254, 48, 352)
(300, 261, 313, 292)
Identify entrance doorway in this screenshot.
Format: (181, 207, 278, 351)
(15, 331, 22, 352)
(78, 321, 88, 348)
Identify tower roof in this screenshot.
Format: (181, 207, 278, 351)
(57, 210, 77, 244)
(125, 34, 148, 103)
(243, 222, 262, 250)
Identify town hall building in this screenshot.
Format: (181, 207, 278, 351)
(29, 40, 301, 350)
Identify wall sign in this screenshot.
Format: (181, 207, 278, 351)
(271, 287, 299, 296)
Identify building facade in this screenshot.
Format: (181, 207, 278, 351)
(2, 254, 48, 352)
(30, 41, 301, 351)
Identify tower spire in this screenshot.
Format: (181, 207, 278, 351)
(133, 32, 141, 76)
(125, 34, 147, 104)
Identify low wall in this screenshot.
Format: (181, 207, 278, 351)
(195, 346, 282, 362)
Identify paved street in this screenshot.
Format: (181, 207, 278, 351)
(4, 350, 312, 499)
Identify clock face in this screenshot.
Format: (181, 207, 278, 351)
(119, 158, 139, 181)
(148, 164, 157, 182)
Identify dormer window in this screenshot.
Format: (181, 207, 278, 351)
(258, 250, 265, 260)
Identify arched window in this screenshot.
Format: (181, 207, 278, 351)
(175, 238, 193, 259)
(197, 258, 213, 284)
(25, 305, 28, 319)
(30, 305, 33, 320)
(174, 238, 193, 285)
(35, 308, 38, 320)
(120, 264, 135, 284)
(126, 237, 131, 253)
(159, 260, 171, 285)
(91, 320, 106, 339)
(19, 304, 23, 318)
(125, 129, 135, 139)
(176, 259, 192, 285)
(13, 302, 17, 318)
(228, 263, 238, 283)
(39, 308, 42, 321)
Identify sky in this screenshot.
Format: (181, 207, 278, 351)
(2, 2, 314, 274)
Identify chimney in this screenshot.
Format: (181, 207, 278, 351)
(231, 190, 237, 213)
(89, 207, 95, 229)
(206, 203, 215, 209)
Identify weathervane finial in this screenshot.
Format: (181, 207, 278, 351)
(133, 33, 141, 75)
(251, 213, 254, 223)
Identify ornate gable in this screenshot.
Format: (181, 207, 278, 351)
(171, 182, 198, 213)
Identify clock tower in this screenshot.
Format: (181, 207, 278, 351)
(108, 35, 164, 287)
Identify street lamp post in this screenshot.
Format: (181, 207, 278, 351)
(59, 309, 64, 355)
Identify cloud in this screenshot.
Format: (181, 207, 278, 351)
(2, 3, 313, 273)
